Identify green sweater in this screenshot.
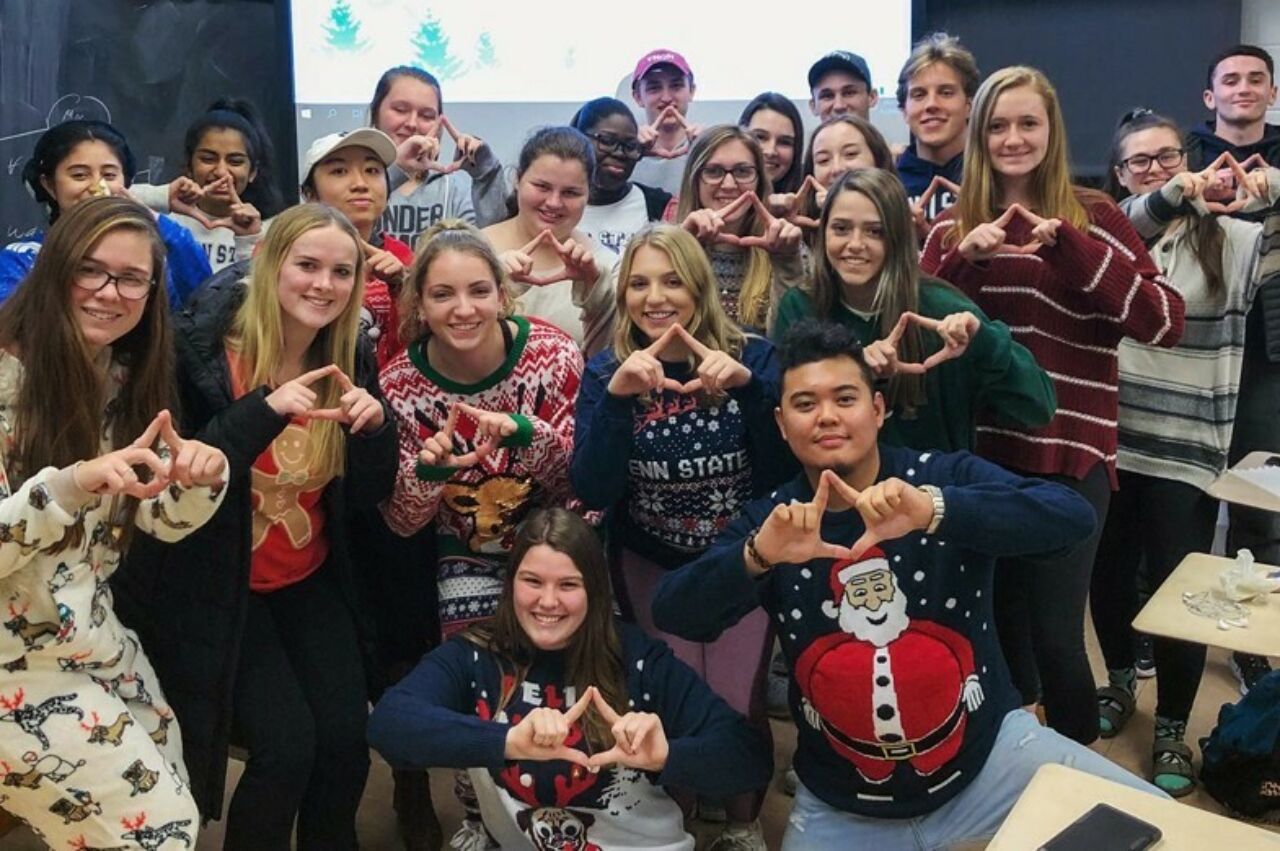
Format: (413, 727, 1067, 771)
(774, 277, 1055, 452)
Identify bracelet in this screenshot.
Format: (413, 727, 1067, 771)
(745, 530, 773, 573)
(920, 485, 945, 535)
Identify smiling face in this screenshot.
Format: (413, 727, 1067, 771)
(624, 244, 696, 342)
(306, 145, 388, 237)
(776, 356, 884, 475)
(1114, 126, 1187, 196)
(985, 85, 1050, 182)
(810, 70, 878, 121)
(190, 127, 256, 201)
(634, 65, 695, 124)
(811, 122, 877, 189)
(71, 227, 153, 356)
(375, 75, 443, 145)
(903, 62, 971, 160)
(696, 139, 759, 226)
(586, 112, 641, 192)
(746, 108, 798, 186)
(418, 248, 505, 354)
(513, 544, 589, 652)
(1205, 54, 1277, 128)
(276, 224, 359, 340)
(41, 141, 127, 213)
(516, 154, 589, 240)
(823, 189, 886, 302)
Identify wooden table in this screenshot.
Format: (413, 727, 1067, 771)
(1131, 553, 1280, 657)
(988, 763, 1280, 849)
(1208, 451, 1280, 513)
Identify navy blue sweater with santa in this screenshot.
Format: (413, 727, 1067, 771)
(367, 621, 771, 850)
(571, 335, 797, 569)
(650, 444, 1095, 818)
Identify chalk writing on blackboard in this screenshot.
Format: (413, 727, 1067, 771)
(0, 94, 112, 144)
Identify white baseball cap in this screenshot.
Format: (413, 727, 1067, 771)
(301, 128, 397, 185)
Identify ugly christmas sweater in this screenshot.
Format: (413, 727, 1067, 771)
(570, 335, 796, 569)
(367, 621, 772, 851)
(379, 316, 584, 635)
(650, 444, 1096, 818)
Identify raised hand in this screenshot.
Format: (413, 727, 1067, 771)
(673, 324, 750, 394)
(642, 107, 693, 159)
(718, 194, 803, 254)
(72, 416, 175, 500)
(395, 134, 444, 176)
(440, 115, 484, 166)
(300, 367, 385, 434)
(751, 473, 857, 569)
(502, 230, 599, 287)
(911, 175, 961, 235)
(223, 179, 262, 236)
(607, 324, 699, 397)
(265, 364, 342, 419)
(169, 178, 233, 231)
(504, 689, 593, 769)
(1200, 152, 1268, 214)
(863, 311, 978, 377)
(584, 687, 669, 773)
(140, 409, 227, 488)
(767, 175, 825, 230)
(361, 240, 406, 285)
(956, 204, 1043, 262)
(418, 404, 497, 469)
(820, 470, 937, 560)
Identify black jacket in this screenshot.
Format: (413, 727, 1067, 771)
(112, 271, 398, 819)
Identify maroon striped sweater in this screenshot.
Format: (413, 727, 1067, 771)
(920, 196, 1185, 486)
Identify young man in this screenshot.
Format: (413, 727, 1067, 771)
(895, 33, 978, 223)
(630, 48, 698, 195)
(808, 51, 877, 121)
(651, 321, 1163, 848)
(1187, 44, 1280, 696)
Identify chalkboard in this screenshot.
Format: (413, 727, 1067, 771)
(0, 0, 297, 244)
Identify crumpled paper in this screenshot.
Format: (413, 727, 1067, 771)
(1219, 549, 1280, 602)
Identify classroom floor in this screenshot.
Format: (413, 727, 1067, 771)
(2, 635, 1277, 849)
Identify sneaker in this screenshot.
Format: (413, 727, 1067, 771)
(1134, 634, 1156, 679)
(706, 821, 767, 851)
(1230, 653, 1273, 696)
(449, 819, 496, 851)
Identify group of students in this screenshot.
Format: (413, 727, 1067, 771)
(0, 29, 1276, 851)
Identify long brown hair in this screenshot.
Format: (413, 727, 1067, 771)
(949, 66, 1100, 248)
(1105, 109, 1225, 295)
(0, 195, 172, 534)
(399, 219, 514, 344)
(811, 169, 927, 414)
(464, 508, 627, 752)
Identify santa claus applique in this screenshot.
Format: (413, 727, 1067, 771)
(793, 547, 984, 784)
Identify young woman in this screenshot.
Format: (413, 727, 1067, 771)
(773, 115, 898, 230)
(368, 507, 772, 851)
(482, 127, 618, 358)
(371, 65, 509, 245)
(919, 66, 1186, 745)
(571, 223, 791, 849)
(676, 125, 807, 334)
(0, 196, 227, 848)
(773, 168, 1054, 453)
(301, 128, 414, 368)
(1089, 109, 1279, 795)
(112, 204, 398, 849)
(571, 97, 676, 254)
(0, 120, 211, 308)
(739, 92, 806, 195)
(130, 98, 284, 271)
(379, 220, 586, 848)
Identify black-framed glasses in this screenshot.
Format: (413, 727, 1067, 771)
(585, 131, 643, 159)
(699, 164, 758, 185)
(74, 266, 155, 301)
(1119, 148, 1185, 174)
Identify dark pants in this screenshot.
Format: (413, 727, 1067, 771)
(224, 566, 370, 851)
(1090, 470, 1217, 722)
(1227, 301, 1280, 565)
(995, 463, 1110, 744)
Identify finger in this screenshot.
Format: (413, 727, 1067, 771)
(301, 407, 348, 422)
(169, 440, 197, 487)
(811, 472, 830, 516)
(885, 312, 912, 347)
(519, 228, 554, 256)
(849, 530, 879, 561)
(348, 400, 377, 434)
(672, 323, 713, 358)
(590, 685, 623, 725)
(131, 410, 168, 449)
(993, 204, 1021, 228)
(718, 191, 755, 219)
(295, 363, 341, 388)
(644, 322, 683, 357)
(196, 448, 226, 484)
(439, 113, 462, 143)
(822, 468, 863, 506)
(586, 745, 627, 771)
(562, 688, 594, 726)
(441, 405, 460, 440)
(629, 717, 654, 754)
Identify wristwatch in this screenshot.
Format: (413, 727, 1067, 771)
(919, 485, 945, 534)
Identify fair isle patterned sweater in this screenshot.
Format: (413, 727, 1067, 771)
(920, 196, 1186, 486)
(0, 351, 227, 668)
(379, 317, 584, 634)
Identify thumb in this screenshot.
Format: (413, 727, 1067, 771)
(158, 410, 185, 450)
(993, 204, 1020, 228)
(849, 529, 880, 561)
(590, 685, 622, 725)
(132, 410, 167, 449)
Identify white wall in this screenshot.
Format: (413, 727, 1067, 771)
(1242, 0, 1280, 125)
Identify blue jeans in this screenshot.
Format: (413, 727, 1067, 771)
(782, 709, 1167, 850)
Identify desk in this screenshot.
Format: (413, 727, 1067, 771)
(1131, 553, 1280, 656)
(1207, 452, 1280, 513)
(988, 763, 1280, 849)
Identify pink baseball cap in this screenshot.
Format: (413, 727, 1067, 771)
(632, 49, 694, 89)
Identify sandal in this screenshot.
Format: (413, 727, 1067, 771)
(1097, 685, 1136, 739)
(1152, 737, 1197, 798)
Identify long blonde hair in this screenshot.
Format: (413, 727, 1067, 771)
(675, 125, 775, 329)
(229, 204, 364, 480)
(949, 66, 1092, 247)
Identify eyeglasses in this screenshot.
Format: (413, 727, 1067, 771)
(1119, 147, 1185, 174)
(585, 131, 643, 160)
(699, 164, 758, 185)
(74, 266, 155, 301)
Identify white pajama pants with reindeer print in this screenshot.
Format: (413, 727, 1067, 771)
(0, 632, 198, 850)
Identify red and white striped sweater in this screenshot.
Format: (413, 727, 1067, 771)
(920, 196, 1185, 486)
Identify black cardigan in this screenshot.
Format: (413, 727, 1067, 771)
(112, 272, 398, 819)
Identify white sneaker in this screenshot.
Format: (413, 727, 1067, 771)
(449, 818, 497, 851)
(706, 821, 767, 851)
